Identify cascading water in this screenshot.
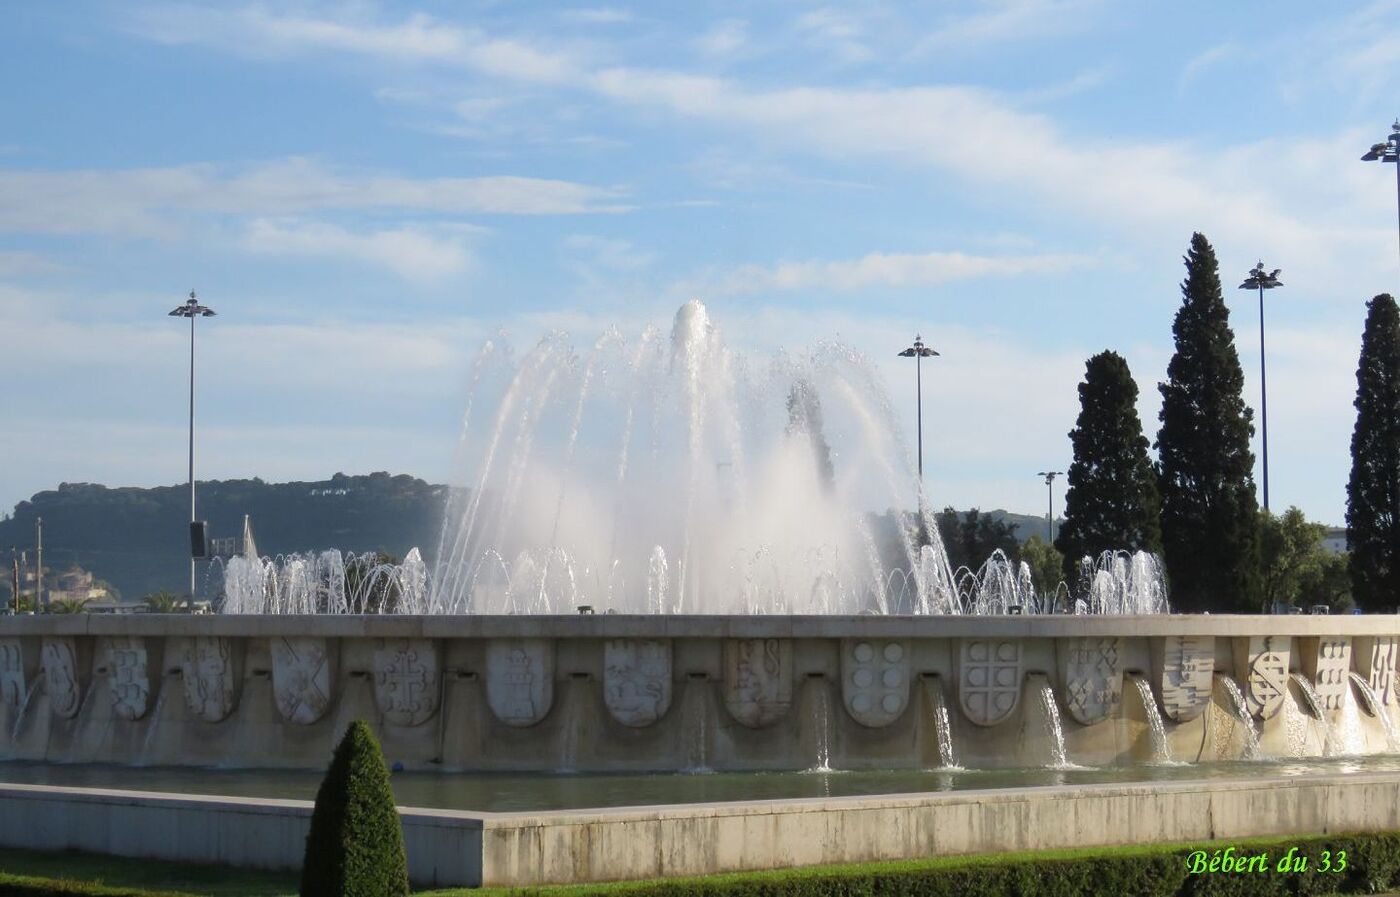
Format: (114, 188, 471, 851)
(1129, 674, 1174, 763)
(1219, 677, 1263, 760)
(923, 676, 959, 769)
(221, 301, 1169, 615)
(809, 682, 833, 772)
(1349, 672, 1400, 752)
(1036, 680, 1070, 768)
(1289, 673, 1334, 756)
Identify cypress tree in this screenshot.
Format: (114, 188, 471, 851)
(1155, 233, 1261, 612)
(1055, 350, 1161, 582)
(1346, 294, 1400, 611)
(301, 720, 409, 897)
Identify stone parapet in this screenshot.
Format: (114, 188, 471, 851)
(0, 615, 1395, 771)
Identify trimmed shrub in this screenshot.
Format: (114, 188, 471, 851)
(299, 720, 409, 897)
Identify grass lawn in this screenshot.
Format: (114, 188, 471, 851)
(0, 848, 298, 896)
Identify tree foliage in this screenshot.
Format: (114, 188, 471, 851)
(301, 720, 409, 897)
(1155, 233, 1261, 612)
(935, 508, 1020, 572)
(1056, 351, 1161, 581)
(1018, 536, 1066, 604)
(1259, 507, 1351, 612)
(1347, 293, 1400, 611)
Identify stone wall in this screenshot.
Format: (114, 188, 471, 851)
(0, 615, 1394, 771)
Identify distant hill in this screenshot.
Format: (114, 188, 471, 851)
(0, 475, 1053, 602)
(0, 473, 448, 600)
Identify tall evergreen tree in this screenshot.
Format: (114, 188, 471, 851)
(1055, 351, 1161, 582)
(1346, 294, 1400, 611)
(1155, 233, 1261, 612)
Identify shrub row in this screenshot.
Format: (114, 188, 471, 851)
(488, 831, 1400, 897)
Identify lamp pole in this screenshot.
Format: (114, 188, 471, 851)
(1361, 120, 1400, 270)
(1238, 262, 1282, 512)
(898, 335, 940, 481)
(169, 290, 216, 599)
(34, 517, 42, 611)
(1036, 471, 1063, 542)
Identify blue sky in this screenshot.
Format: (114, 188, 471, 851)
(2, 1, 1399, 525)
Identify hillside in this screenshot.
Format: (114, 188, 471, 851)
(0, 473, 448, 600)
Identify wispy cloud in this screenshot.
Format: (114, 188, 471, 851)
(0, 250, 64, 277)
(695, 19, 749, 58)
(793, 8, 871, 63)
(127, 6, 585, 83)
(242, 219, 476, 282)
(912, 0, 1104, 54)
(687, 249, 1092, 296)
(1178, 43, 1234, 92)
(0, 158, 630, 238)
(559, 8, 634, 26)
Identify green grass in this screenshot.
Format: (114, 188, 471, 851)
(0, 849, 297, 897)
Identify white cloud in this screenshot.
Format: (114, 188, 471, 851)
(242, 219, 474, 281)
(794, 8, 871, 63)
(127, 6, 583, 83)
(560, 7, 634, 25)
(1178, 43, 1234, 91)
(691, 249, 1092, 295)
(0, 158, 630, 239)
(562, 234, 655, 271)
(912, 0, 1103, 54)
(0, 250, 63, 277)
(695, 19, 748, 58)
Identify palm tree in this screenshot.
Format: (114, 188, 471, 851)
(144, 591, 187, 613)
(48, 597, 92, 614)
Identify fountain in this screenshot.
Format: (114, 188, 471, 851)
(1, 302, 1399, 888)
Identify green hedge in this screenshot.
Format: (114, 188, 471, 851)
(467, 832, 1400, 897)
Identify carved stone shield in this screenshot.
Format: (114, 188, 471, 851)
(42, 637, 81, 720)
(1357, 636, 1398, 708)
(485, 639, 553, 727)
(1301, 637, 1351, 712)
(603, 639, 672, 727)
(0, 639, 25, 709)
(842, 639, 911, 727)
(1241, 635, 1290, 719)
(1058, 636, 1123, 725)
(1156, 635, 1214, 722)
(723, 638, 793, 729)
(959, 639, 1022, 726)
(181, 637, 238, 723)
(372, 639, 439, 727)
(272, 637, 334, 725)
(106, 637, 150, 722)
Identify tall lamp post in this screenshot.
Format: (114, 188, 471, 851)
(169, 290, 216, 599)
(1036, 471, 1063, 542)
(1361, 120, 1400, 268)
(898, 335, 940, 481)
(1239, 262, 1282, 512)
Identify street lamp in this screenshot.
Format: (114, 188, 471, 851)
(1361, 120, 1400, 268)
(169, 290, 216, 600)
(898, 335, 940, 481)
(1036, 471, 1063, 542)
(1239, 262, 1282, 512)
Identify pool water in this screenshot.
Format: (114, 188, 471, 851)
(3, 755, 1398, 813)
